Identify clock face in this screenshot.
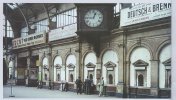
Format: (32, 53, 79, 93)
(84, 9, 103, 27)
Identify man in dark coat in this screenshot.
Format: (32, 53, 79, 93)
(64, 82, 68, 92)
(75, 76, 82, 94)
(89, 78, 94, 94)
(85, 76, 91, 94)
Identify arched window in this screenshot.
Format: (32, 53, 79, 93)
(138, 74, 144, 86)
(109, 74, 113, 84)
(45, 74, 47, 80)
(90, 74, 93, 80)
(57, 74, 60, 81)
(70, 74, 73, 82)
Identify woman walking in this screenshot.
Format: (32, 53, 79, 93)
(99, 77, 104, 97)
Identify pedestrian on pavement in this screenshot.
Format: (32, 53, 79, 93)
(82, 81, 86, 93)
(89, 78, 94, 94)
(64, 82, 68, 92)
(85, 76, 91, 95)
(75, 76, 82, 94)
(99, 77, 104, 97)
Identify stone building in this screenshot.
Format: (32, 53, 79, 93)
(3, 3, 171, 98)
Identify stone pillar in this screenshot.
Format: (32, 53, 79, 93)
(38, 53, 43, 82)
(126, 60, 131, 97)
(116, 47, 125, 97)
(96, 61, 101, 83)
(150, 60, 159, 97)
(26, 55, 31, 86)
(47, 47, 53, 89)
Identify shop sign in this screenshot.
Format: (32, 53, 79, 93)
(107, 67, 114, 71)
(49, 24, 77, 42)
(120, 3, 171, 26)
(87, 68, 94, 71)
(134, 67, 146, 70)
(12, 31, 46, 49)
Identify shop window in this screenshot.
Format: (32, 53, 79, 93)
(109, 74, 113, 84)
(45, 74, 47, 80)
(57, 74, 60, 81)
(70, 74, 73, 82)
(138, 74, 144, 86)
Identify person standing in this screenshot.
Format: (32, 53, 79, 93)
(99, 77, 104, 97)
(89, 78, 94, 94)
(75, 76, 82, 94)
(64, 82, 68, 92)
(85, 76, 90, 94)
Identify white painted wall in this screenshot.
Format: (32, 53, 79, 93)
(53, 56, 63, 81)
(66, 54, 76, 82)
(42, 57, 49, 81)
(159, 44, 171, 88)
(130, 47, 151, 87)
(102, 50, 118, 86)
(84, 52, 97, 84)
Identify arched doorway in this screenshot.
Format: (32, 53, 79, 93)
(84, 52, 97, 84)
(130, 47, 151, 87)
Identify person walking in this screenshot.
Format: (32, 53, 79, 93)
(75, 76, 82, 94)
(99, 77, 104, 97)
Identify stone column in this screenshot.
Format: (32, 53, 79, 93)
(26, 55, 31, 86)
(47, 47, 53, 89)
(117, 30, 128, 98)
(150, 60, 159, 97)
(38, 53, 42, 81)
(126, 60, 131, 97)
(116, 46, 125, 97)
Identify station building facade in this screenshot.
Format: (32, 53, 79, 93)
(3, 3, 171, 98)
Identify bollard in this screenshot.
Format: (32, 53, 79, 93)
(9, 82, 15, 97)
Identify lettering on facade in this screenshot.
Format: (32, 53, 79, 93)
(120, 3, 171, 26)
(12, 32, 46, 49)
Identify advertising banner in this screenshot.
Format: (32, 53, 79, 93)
(12, 31, 46, 49)
(49, 24, 77, 42)
(120, 3, 171, 27)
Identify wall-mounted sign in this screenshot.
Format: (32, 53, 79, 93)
(49, 24, 77, 42)
(120, 3, 171, 26)
(12, 31, 46, 49)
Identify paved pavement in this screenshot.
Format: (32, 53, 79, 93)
(3, 85, 117, 99)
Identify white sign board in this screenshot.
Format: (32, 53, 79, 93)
(49, 24, 77, 41)
(120, 3, 171, 27)
(134, 67, 146, 70)
(12, 31, 46, 49)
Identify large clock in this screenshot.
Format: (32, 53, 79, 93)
(84, 9, 103, 27)
(76, 4, 115, 34)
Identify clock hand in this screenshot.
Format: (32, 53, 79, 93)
(93, 13, 96, 19)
